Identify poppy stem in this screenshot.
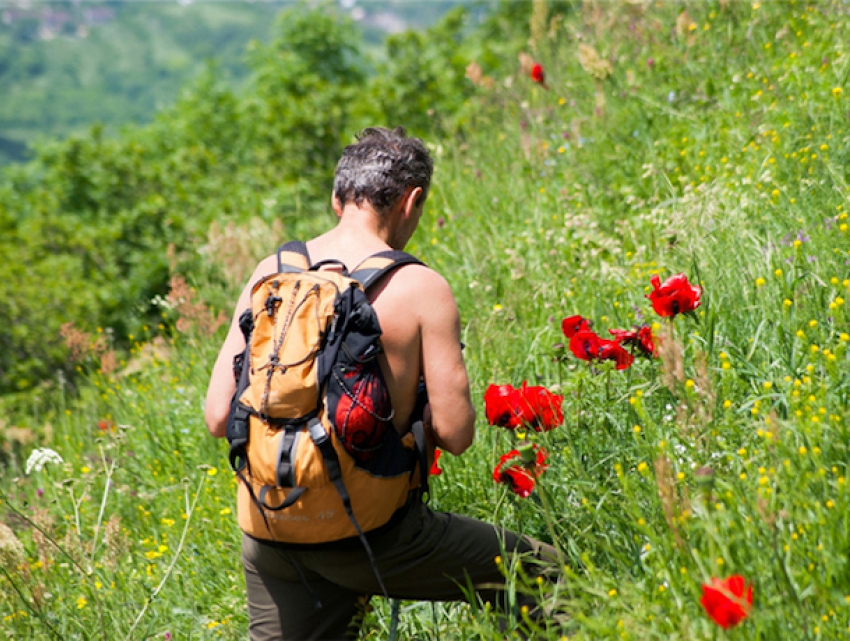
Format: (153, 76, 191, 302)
(766, 515, 814, 639)
(535, 483, 566, 569)
(576, 374, 583, 431)
(704, 501, 718, 577)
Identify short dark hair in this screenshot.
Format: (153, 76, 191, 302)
(333, 127, 433, 215)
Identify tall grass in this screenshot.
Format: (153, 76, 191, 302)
(4, 2, 850, 638)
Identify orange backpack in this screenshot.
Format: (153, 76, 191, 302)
(226, 241, 429, 583)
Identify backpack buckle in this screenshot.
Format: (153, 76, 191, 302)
(264, 293, 282, 317)
(307, 418, 327, 446)
(275, 427, 301, 488)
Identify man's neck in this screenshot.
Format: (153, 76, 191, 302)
(305, 204, 398, 270)
(333, 202, 401, 250)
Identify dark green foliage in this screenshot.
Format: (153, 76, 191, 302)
(371, 7, 475, 136)
(245, 7, 368, 187)
(0, 1, 477, 167)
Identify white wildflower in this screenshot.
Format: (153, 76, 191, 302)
(150, 294, 176, 310)
(25, 447, 64, 475)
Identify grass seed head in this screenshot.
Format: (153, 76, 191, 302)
(657, 323, 685, 392)
(0, 522, 25, 568)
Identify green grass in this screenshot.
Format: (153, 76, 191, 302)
(4, 1, 850, 638)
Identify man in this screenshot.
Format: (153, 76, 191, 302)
(205, 127, 556, 640)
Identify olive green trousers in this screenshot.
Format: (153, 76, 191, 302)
(242, 500, 558, 640)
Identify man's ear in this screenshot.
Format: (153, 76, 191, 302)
(332, 193, 343, 217)
(402, 186, 424, 217)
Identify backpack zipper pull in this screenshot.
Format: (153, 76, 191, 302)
(327, 314, 339, 344)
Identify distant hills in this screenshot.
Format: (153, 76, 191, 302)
(0, 0, 473, 166)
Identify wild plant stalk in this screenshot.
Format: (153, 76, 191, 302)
(88, 445, 115, 573)
(123, 472, 206, 641)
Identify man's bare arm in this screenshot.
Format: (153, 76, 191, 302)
(418, 272, 476, 455)
(204, 258, 275, 438)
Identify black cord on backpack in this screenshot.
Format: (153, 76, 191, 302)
(307, 419, 390, 600)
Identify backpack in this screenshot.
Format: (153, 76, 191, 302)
(226, 241, 430, 562)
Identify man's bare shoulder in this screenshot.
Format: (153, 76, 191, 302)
(244, 254, 280, 287)
(386, 263, 452, 295)
(256, 254, 281, 277)
(380, 263, 457, 316)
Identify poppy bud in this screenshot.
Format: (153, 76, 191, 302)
(518, 442, 537, 464)
(695, 466, 716, 491)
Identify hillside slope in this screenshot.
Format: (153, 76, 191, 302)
(2, 2, 850, 639)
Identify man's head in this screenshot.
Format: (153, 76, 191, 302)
(333, 127, 433, 216)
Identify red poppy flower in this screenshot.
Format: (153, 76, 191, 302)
(609, 325, 656, 357)
(430, 448, 443, 476)
(569, 329, 604, 361)
(495, 465, 535, 497)
(561, 314, 591, 338)
(700, 575, 753, 629)
(519, 382, 564, 431)
(647, 273, 702, 318)
(484, 383, 563, 431)
(569, 329, 634, 370)
(598, 340, 635, 370)
(492, 446, 548, 498)
(484, 384, 525, 429)
(530, 63, 549, 90)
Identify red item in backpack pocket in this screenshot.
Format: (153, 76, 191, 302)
(333, 363, 392, 462)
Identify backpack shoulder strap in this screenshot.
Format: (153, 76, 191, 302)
(350, 251, 425, 291)
(277, 240, 310, 273)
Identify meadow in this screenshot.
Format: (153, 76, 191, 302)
(2, 1, 850, 639)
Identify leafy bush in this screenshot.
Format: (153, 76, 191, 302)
(0, 5, 366, 396)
